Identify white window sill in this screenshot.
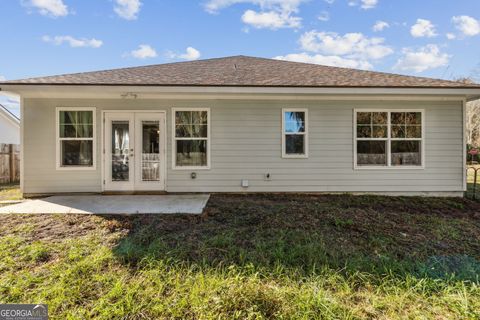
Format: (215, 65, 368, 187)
(354, 165, 425, 170)
(282, 155, 308, 159)
(172, 166, 211, 171)
(56, 166, 96, 171)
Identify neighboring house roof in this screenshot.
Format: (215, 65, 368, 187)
(0, 104, 20, 125)
(1, 56, 479, 89)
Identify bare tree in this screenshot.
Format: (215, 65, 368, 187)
(466, 99, 480, 147)
(456, 77, 480, 147)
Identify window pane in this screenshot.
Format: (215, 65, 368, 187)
(60, 111, 77, 124)
(192, 111, 208, 124)
(59, 111, 93, 138)
(175, 111, 192, 125)
(372, 125, 388, 138)
(176, 140, 207, 167)
(176, 111, 209, 138)
(60, 124, 77, 138)
(391, 112, 405, 125)
(284, 112, 305, 133)
(176, 124, 192, 138)
(285, 134, 305, 155)
(357, 125, 371, 138)
(391, 125, 405, 138)
(357, 141, 387, 166)
(372, 112, 388, 124)
(356, 112, 371, 125)
(391, 141, 421, 166)
(406, 112, 421, 125)
(61, 140, 93, 166)
(406, 126, 422, 138)
(77, 124, 93, 138)
(78, 111, 93, 124)
(192, 124, 208, 137)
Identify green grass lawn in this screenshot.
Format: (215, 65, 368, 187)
(0, 184, 22, 202)
(0, 193, 479, 319)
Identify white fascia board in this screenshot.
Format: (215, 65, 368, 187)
(1, 84, 480, 100)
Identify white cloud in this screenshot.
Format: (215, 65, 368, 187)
(360, 0, 378, 9)
(42, 35, 103, 48)
(410, 19, 437, 38)
(128, 44, 157, 59)
(114, 0, 142, 20)
(318, 11, 330, 22)
(275, 30, 392, 71)
(168, 47, 201, 61)
(394, 44, 450, 73)
(452, 15, 480, 37)
(22, 0, 69, 17)
(372, 20, 389, 32)
(204, 0, 306, 29)
(348, 0, 378, 9)
(241, 9, 301, 29)
(324, 0, 335, 3)
(274, 53, 373, 70)
(299, 31, 393, 60)
(446, 33, 456, 40)
(204, 0, 305, 13)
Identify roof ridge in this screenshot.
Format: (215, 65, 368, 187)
(1, 55, 479, 88)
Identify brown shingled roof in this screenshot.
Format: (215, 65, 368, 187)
(2, 55, 479, 88)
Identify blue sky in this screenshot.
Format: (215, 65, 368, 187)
(1, 0, 480, 116)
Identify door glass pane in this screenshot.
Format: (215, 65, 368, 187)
(111, 121, 130, 181)
(141, 121, 160, 181)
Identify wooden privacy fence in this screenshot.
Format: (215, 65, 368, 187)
(0, 144, 20, 184)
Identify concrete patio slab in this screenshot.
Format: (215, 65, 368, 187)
(0, 194, 210, 215)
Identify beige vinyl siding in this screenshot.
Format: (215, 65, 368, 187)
(22, 98, 464, 194)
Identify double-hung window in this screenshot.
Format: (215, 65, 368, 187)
(355, 110, 424, 168)
(282, 109, 308, 158)
(57, 107, 96, 169)
(173, 108, 210, 169)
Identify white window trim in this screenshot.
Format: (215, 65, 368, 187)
(56, 107, 97, 171)
(282, 108, 309, 159)
(172, 107, 211, 170)
(353, 109, 425, 170)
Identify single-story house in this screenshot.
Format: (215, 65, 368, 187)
(0, 103, 20, 145)
(1, 56, 480, 196)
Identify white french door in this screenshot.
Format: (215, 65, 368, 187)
(104, 111, 166, 191)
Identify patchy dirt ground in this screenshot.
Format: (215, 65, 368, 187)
(1, 194, 479, 263)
